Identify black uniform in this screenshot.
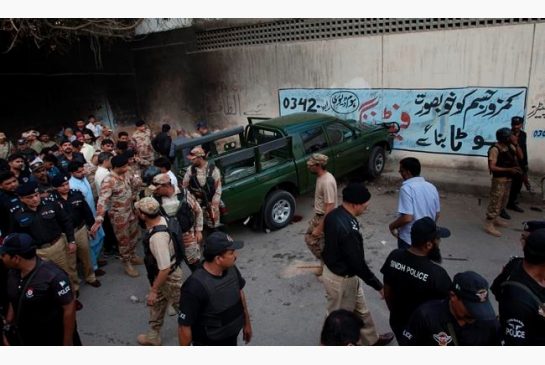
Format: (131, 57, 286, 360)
(401, 299, 500, 346)
(0, 190, 22, 236)
(57, 153, 86, 173)
(322, 206, 382, 290)
(5, 258, 75, 345)
(11, 200, 75, 247)
(497, 260, 545, 345)
(47, 190, 95, 230)
(381, 248, 452, 339)
(508, 130, 527, 207)
(178, 266, 246, 345)
(151, 132, 172, 158)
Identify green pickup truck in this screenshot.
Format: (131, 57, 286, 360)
(173, 112, 396, 230)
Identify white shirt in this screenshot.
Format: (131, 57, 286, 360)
(95, 166, 110, 193)
(86, 122, 103, 138)
(397, 176, 440, 245)
(167, 170, 178, 188)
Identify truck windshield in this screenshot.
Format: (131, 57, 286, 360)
(246, 127, 282, 146)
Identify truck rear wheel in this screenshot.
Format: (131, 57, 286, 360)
(263, 190, 296, 230)
(367, 146, 385, 178)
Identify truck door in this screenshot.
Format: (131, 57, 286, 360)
(295, 126, 336, 195)
(325, 121, 361, 177)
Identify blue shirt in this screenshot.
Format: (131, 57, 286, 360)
(397, 176, 440, 245)
(69, 176, 96, 215)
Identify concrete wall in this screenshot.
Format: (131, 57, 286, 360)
(186, 24, 545, 175)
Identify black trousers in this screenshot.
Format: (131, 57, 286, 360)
(507, 173, 523, 206)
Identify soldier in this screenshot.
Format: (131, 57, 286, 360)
(131, 120, 154, 170)
(48, 173, 101, 290)
(149, 173, 203, 271)
(484, 128, 522, 237)
(135, 197, 184, 346)
(182, 147, 222, 232)
(91, 154, 143, 277)
(304, 153, 337, 264)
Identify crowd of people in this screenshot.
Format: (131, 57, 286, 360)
(309, 116, 544, 346)
(0, 115, 247, 346)
(1, 113, 543, 347)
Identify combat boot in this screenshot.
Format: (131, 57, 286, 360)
(484, 220, 502, 237)
(493, 218, 509, 228)
(124, 262, 140, 277)
(137, 331, 162, 346)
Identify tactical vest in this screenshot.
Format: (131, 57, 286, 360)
(142, 224, 183, 285)
(192, 266, 244, 341)
(188, 162, 216, 203)
(489, 144, 517, 178)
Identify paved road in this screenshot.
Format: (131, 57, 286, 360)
(76, 177, 544, 346)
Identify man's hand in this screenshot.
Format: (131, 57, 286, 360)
(311, 226, 323, 238)
(243, 321, 253, 344)
(147, 290, 158, 306)
(67, 242, 77, 254)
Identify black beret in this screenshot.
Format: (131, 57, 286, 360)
(111, 154, 129, 168)
(16, 181, 39, 197)
(51, 173, 70, 188)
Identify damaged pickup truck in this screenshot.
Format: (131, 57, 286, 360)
(173, 112, 397, 231)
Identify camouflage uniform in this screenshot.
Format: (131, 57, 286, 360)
(84, 162, 98, 200)
(182, 161, 222, 229)
(486, 178, 512, 220)
(96, 171, 142, 262)
(132, 128, 154, 169)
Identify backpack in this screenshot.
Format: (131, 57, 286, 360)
(142, 223, 185, 285)
(175, 189, 195, 234)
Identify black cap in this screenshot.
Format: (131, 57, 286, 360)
(16, 181, 39, 197)
(511, 116, 524, 125)
(523, 220, 545, 233)
(342, 183, 371, 204)
(411, 216, 451, 245)
(204, 232, 244, 257)
(51, 173, 70, 188)
(196, 120, 207, 129)
(111, 154, 129, 168)
(523, 228, 545, 264)
(135, 119, 145, 127)
(0, 233, 35, 255)
(452, 271, 496, 321)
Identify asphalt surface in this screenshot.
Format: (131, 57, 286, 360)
(76, 175, 545, 346)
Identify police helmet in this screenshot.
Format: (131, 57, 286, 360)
(496, 127, 512, 143)
(142, 166, 161, 186)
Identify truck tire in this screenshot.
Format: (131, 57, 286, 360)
(367, 146, 386, 178)
(262, 190, 296, 230)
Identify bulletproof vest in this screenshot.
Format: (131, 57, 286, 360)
(191, 266, 244, 341)
(489, 144, 517, 178)
(142, 225, 183, 285)
(188, 163, 216, 203)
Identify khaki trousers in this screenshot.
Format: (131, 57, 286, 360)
(321, 265, 379, 345)
(36, 235, 75, 288)
(148, 271, 183, 333)
(67, 226, 97, 291)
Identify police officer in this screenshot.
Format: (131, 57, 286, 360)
(178, 231, 252, 346)
(135, 197, 184, 346)
(182, 147, 222, 232)
(496, 228, 545, 345)
(381, 216, 452, 341)
(48, 173, 101, 290)
(1, 233, 79, 345)
(401, 271, 500, 346)
(506, 116, 528, 213)
(484, 127, 522, 237)
(322, 182, 394, 346)
(0, 171, 22, 236)
(149, 173, 203, 271)
(11, 181, 77, 290)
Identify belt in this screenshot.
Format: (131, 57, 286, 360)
(315, 213, 324, 217)
(38, 234, 62, 249)
(76, 223, 86, 231)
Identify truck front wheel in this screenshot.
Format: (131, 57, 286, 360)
(263, 190, 296, 230)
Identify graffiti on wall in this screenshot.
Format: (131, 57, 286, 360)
(279, 87, 527, 156)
